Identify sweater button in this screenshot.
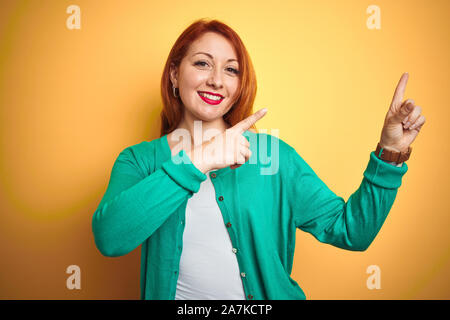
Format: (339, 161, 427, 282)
(247, 294, 253, 300)
(218, 196, 224, 201)
(226, 222, 232, 228)
(211, 173, 216, 178)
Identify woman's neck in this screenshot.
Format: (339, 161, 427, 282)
(167, 117, 231, 156)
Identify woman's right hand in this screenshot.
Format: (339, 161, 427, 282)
(186, 108, 268, 173)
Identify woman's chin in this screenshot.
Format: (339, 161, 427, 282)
(193, 108, 226, 121)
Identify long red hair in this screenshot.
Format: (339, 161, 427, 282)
(159, 18, 258, 137)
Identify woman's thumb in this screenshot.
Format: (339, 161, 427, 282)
(394, 100, 414, 123)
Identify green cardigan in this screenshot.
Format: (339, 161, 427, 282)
(92, 130, 408, 300)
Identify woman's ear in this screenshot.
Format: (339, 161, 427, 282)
(169, 63, 178, 87)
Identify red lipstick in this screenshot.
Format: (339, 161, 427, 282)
(197, 91, 224, 105)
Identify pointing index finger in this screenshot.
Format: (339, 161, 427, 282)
(391, 72, 409, 109)
(233, 108, 268, 133)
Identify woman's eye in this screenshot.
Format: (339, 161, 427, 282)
(194, 61, 239, 75)
(194, 61, 209, 67)
(227, 67, 239, 75)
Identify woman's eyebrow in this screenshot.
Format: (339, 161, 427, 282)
(193, 52, 237, 63)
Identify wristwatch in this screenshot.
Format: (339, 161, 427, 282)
(375, 142, 412, 163)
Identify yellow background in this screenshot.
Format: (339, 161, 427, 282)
(0, 0, 449, 299)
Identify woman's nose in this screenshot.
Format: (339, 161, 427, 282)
(207, 68, 223, 89)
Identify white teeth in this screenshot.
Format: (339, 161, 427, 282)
(199, 92, 223, 101)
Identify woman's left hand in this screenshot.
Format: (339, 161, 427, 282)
(379, 72, 426, 153)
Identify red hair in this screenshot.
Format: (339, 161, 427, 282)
(159, 18, 258, 137)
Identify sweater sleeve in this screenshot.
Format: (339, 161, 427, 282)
(92, 146, 207, 257)
(287, 147, 408, 251)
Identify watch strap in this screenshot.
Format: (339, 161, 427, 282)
(375, 143, 412, 163)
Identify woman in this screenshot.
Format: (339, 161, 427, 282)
(92, 19, 425, 300)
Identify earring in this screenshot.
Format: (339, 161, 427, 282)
(172, 85, 179, 98)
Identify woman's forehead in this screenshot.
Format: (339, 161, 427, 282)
(188, 33, 238, 61)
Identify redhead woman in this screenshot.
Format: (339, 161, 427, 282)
(92, 19, 425, 300)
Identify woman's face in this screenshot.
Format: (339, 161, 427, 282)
(170, 32, 240, 123)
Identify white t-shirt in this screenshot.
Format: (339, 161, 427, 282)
(175, 171, 246, 300)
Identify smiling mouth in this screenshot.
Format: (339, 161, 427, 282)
(197, 91, 224, 105)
